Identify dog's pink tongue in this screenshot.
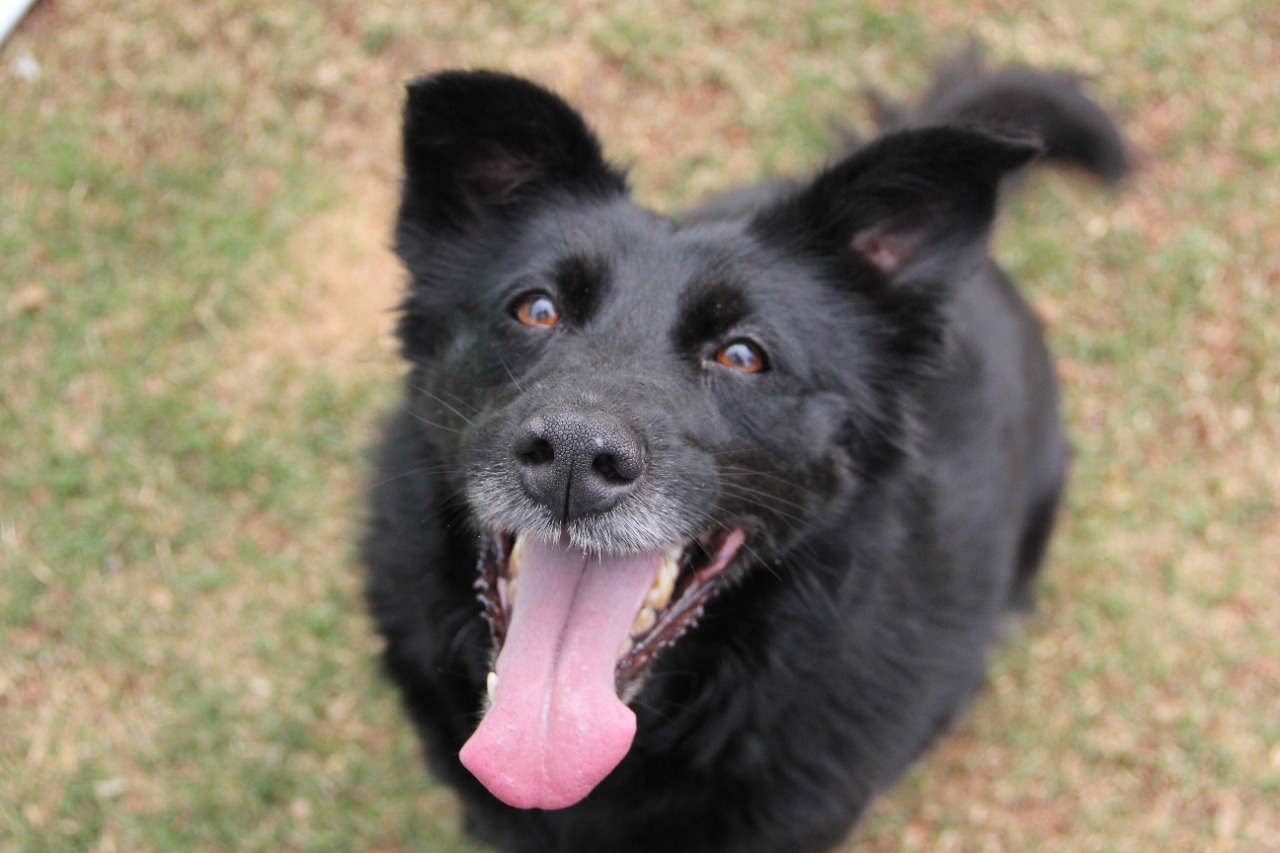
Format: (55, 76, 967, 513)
(460, 535, 660, 810)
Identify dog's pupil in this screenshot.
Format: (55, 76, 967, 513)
(716, 340, 764, 372)
(517, 294, 559, 327)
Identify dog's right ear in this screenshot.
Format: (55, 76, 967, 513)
(398, 71, 627, 236)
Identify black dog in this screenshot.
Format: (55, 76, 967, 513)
(363, 54, 1127, 853)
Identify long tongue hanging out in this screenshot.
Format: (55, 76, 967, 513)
(459, 535, 662, 810)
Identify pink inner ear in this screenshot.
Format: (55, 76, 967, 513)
(466, 145, 535, 201)
(851, 226, 920, 275)
(849, 220, 931, 274)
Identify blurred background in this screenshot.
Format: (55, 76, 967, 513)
(1, 1, 1276, 850)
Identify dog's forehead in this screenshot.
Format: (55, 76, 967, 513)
(512, 201, 851, 382)
(531, 201, 772, 312)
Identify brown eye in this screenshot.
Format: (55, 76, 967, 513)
(514, 293, 560, 328)
(713, 339, 768, 373)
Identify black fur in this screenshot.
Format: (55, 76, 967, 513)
(868, 44, 1131, 183)
(363, 57, 1127, 853)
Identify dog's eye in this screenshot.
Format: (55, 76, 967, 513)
(513, 293, 560, 328)
(713, 339, 768, 373)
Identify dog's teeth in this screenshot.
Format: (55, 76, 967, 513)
(617, 636, 633, 658)
(506, 577, 518, 606)
(486, 671, 499, 703)
(647, 554, 678, 608)
(631, 606, 656, 636)
(509, 535, 526, 577)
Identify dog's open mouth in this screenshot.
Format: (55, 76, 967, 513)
(460, 526, 746, 810)
(476, 528, 747, 687)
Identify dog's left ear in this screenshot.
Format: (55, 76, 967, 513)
(398, 70, 627, 235)
(756, 127, 1040, 288)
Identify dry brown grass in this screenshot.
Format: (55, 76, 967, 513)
(3, 0, 1277, 851)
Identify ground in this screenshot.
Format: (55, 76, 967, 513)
(1, 1, 1277, 851)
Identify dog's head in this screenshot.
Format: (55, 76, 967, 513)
(392, 71, 1036, 810)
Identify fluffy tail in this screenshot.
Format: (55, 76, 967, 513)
(866, 45, 1132, 184)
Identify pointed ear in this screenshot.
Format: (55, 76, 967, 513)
(398, 71, 627, 235)
(756, 127, 1040, 287)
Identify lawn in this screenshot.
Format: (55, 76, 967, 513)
(2, 1, 1276, 850)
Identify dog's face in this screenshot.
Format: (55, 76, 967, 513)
(392, 71, 1036, 810)
(433, 198, 873, 555)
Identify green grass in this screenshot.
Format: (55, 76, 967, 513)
(3, 1, 1277, 851)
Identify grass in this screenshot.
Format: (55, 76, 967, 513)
(2, 0, 1276, 850)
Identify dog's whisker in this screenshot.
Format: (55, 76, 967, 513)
(370, 464, 454, 490)
(716, 464, 829, 495)
(400, 406, 468, 436)
(717, 482, 819, 522)
(493, 352, 525, 394)
(406, 380, 478, 425)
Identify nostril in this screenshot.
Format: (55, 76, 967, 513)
(516, 436, 555, 466)
(592, 443, 643, 484)
(591, 452, 627, 484)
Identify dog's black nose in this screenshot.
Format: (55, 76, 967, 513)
(513, 410, 645, 520)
